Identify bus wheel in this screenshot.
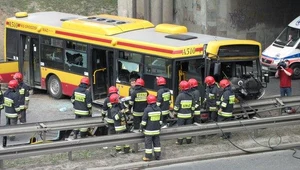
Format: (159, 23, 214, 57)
(291, 64, 300, 79)
(47, 75, 63, 99)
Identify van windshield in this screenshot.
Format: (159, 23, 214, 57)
(274, 26, 300, 47)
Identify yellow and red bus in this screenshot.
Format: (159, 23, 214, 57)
(0, 11, 268, 106)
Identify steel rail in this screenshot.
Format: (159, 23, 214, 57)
(1, 115, 300, 160)
(0, 95, 299, 136)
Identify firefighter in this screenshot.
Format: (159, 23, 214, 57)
(0, 75, 4, 125)
(204, 76, 220, 122)
(129, 78, 149, 131)
(13, 72, 31, 124)
(3, 80, 21, 144)
(102, 86, 119, 135)
(218, 79, 235, 139)
(141, 95, 162, 161)
(188, 78, 201, 123)
(174, 80, 195, 145)
(71, 77, 92, 139)
(110, 93, 131, 153)
(156, 77, 171, 128)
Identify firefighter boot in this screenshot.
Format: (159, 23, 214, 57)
(80, 131, 88, 138)
(2, 136, 7, 147)
(124, 145, 131, 154)
(186, 137, 192, 144)
(176, 138, 183, 145)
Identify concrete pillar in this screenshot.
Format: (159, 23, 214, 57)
(162, 0, 174, 23)
(118, 0, 133, 17)
(150, 0, 162, 25)
(136, 0, 145, 19)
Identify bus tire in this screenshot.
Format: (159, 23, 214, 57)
(291, 64, 300, 79)
(47, 75, 63, 99)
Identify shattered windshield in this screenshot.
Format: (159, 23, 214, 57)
(274, 26, 300, 47)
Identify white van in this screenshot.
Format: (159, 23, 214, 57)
(261, 16, 300, 79)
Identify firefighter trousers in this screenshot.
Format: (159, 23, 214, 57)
(177, 118, 192, 145)
(217, 115, 232, 138)
(116, 131, 130, 153)
(74, 114, 91, 138)
(133, 116, 142, 129)
(209, 111, 217, 122)
(145, 135, 161, 160)
(108, 123, 116, 135)
(19, 109, 27, 123)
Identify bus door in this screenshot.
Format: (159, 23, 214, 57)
(20, 34, 41, 87)
(91, 48, 114, 105)
(175, 58, 206, 99)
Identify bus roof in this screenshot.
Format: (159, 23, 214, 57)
(113, 28, 229, 47)
(6, 11, 259, 58)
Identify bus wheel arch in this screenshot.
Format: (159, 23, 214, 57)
(47, 74, 63, 99)
(290, 63, 300, 79)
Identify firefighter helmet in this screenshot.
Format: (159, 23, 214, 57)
(204, 76, 216, 86)
(147, 95, 157, 104)
(8, 80, 18, 89)
(109, 93, 119, 104)
(135, 78, 145, 87)
(156, 76, 166, 86)
(108, 86, 118, 94)
(80, 77, 90, 85)
(219, 79, 230, 89)
(179, 80, 190, 91)
(13, 72, 23, 82)
(188, 78, 198, 88)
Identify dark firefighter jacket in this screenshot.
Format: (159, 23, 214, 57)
(71, 83, 92, 116)
(156, 86, 171, 115)
(141, 103, 162, 135)
(218, 86, 235, 117)
(189, 87, 201, 115)
(3, 89, 21, 118)
(174, 91, 195, 119)
(111, 103, 127, 132)
(0, 88, 3, 110)
(129, 86, 149, 116)
(102, 95, 114, 124)
(17, 82, 31, 110)
(205, 83, 220, 111)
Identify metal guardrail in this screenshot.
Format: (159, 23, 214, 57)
(0, 95, 300, 168)
(1, 95, 299, 136)
(1, 114, 300, 167)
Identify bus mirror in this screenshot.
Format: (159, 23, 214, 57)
(264, 73, 269, 83)
(213, 62, 221, 76)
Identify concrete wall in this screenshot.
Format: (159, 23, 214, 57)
(118, 0, 300, 49)
(174, 0, 300, 49)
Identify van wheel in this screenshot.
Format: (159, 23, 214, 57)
(291, 64, 300, 79)
(47, 75, 63, 99)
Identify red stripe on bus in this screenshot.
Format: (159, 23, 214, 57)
(55, 30, 112, 44)
(196, 47, 203, 52)
(55, 30, 204, 54)
(118, 41, 182, 54)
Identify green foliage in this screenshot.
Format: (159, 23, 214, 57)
(0, 0, 118, 16)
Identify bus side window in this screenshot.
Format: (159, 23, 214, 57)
(117, 51, 142, 84)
